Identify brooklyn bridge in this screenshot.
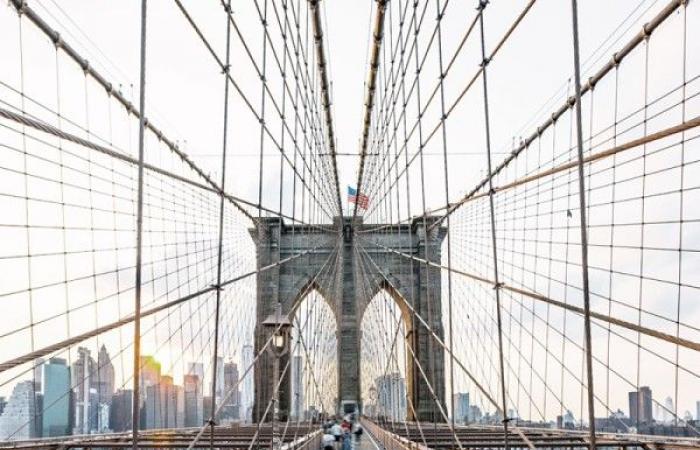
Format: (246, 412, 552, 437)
(0, 0, 698, 449)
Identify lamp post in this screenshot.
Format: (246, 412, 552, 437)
(369, 386, 378, 418)
(262, 305, 292, 450)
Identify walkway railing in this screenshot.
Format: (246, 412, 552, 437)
(361, 417, 432, 450)
(285, 429, 323, 450)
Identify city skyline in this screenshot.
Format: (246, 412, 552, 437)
(0, 344, 253, 441)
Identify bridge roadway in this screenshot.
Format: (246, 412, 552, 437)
(366, 420, 700, 450)
(0, 424, 318, 449)
(0, 424, 386, 450)
(1, 417, 699, 450)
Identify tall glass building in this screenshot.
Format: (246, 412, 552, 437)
(42, 358, 72, 437)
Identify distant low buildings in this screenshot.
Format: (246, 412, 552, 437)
(468, 404, 482, 423)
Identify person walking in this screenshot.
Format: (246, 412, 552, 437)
(331, 421, 343, 443)
(341, 427, 352, 450)
(353, 422, 363, 440)
(322, 429, 336, 450)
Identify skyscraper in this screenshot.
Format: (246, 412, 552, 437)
(211, 356, 224, 401)
(72, 347, 96, 435)
(663, 396, 674, 424)
(629, 386, 653, 425)
(33, 358, 44, 393)
(96, 345, 114, 432)
(140, 356, 161, 404)
(375, 373, 407, 421)
(156, 375, 185, 428)
(241, 345, 254, 422)
(452, 393, 470, 424)
(88, 388, 101, 432)
(0, 381, 39, 440)
(96, 345, 115, 404)
(290, 356, 304, 420)
(174, 385, 185, 428)
(187, 362, 204, 381)
(160, 375, 176, 428)
(109, 389, 133, 432)
(223, 361, 240, 421)
(42, 358, 71, 437)
(184, 373, 203, 427)
(468, 405, 482, 423)
(139, 355, 161, 429)
(144, 383, 162, 430)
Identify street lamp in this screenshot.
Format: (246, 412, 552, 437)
(273, 332, 286, 351)
(262, 307, 292, 358)
(369, 386, 378, 418)
(262, 306, 292, 450)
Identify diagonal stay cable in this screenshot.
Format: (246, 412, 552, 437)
(355, 241, 538, 449)
(184, 240, 341, 450)
(429, 0, 687, 231)
(172, 0, 339, 221)
(358, 235, 700, 352)
(6, 0, 262, 225)
(361, 0, 536, 216)
(352, 243, 429, 449)
(0, 105, 338, 232)
(0, 239, 336, 374)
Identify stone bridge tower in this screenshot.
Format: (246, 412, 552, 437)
(251, 216, 446, 422)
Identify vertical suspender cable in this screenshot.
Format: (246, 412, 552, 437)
(674, 0, 688, 426)
(257, 0, 270, 219)
(569, 1, 597, 449)
(209, 0, 234, 448)
(477, 2, 509, 449)
(410, 0, 440, 427)
(434, 0, 455, 432)
(132, 0, 148, 448)
(17, 11, 38, 439)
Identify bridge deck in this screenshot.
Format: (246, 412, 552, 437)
(0, 425, 318, 450)
(369, 421, 700, 450)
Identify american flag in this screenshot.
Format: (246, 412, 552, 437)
(347, 186, 369, 209)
